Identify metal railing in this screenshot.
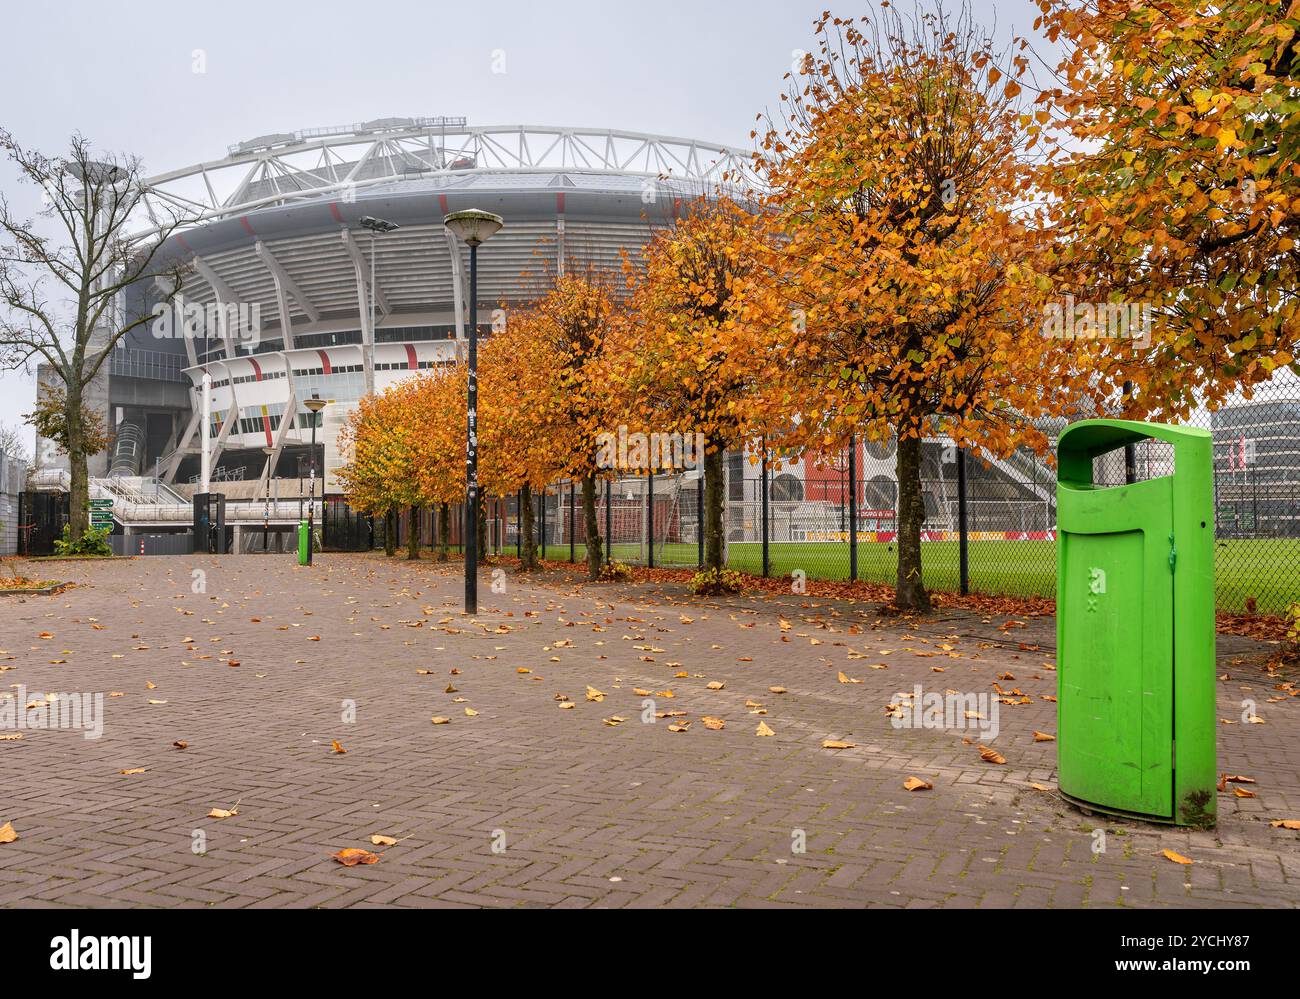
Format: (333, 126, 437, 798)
(109, 348, 187, 382)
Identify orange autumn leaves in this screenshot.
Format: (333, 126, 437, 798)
(337, 6, 1300, 610)
(336, 273, 617, 567)
(1036, 1, 1300, 416)
(737, 10, 1099, 609)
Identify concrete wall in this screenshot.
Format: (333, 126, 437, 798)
(111, 532, 194, 556)
(0, 454, 29, 555)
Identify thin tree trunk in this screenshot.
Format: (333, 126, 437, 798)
(406, 504, 420, 560)
(581, 473, 602, 580)
(66, 392, 89, 538)
(383, 507, 396, 556)
(894, 433, 931, 612)
(437, 503, 450, 562)
(703, 446, 725, 572)
(519, 483, 538, 570)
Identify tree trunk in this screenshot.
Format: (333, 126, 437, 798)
(581, 473, 602, 580)
(406, 504, 420, 560)
(383, 508, 396, 556)
(477, 495, 489, 565)
(437, 503, 450, 562)
(66, 391, 89, 538)
(703, 446, 725, 572)
(894, 433, 931, 612)
(519, 483, 538, 570)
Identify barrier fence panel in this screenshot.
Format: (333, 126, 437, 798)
(500, 377, 1294, 614)
(357, 374, 1299, 615)
(673, 373, 1296, 614)
(958, 441, 1057, 600)
(651, 469, 704, 567)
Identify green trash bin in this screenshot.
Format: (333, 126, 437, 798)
(297, 520, 310, 566)
(1056, 419, 1216, 827)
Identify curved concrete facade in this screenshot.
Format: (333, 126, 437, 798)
(105, 123, 749, 489)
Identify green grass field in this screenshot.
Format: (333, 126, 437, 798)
(536, 538, 1300, 615)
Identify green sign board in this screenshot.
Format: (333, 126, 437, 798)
(90, 499, 114, 509)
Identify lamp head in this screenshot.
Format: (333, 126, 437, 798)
(443, 208, 504, 246)
(304, 393, 327, 414)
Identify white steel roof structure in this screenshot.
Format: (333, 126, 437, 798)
(134, 120, 757, 239)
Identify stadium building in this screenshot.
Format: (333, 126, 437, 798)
(24, 119, 751, 552)
(21, 116, 1059, 557)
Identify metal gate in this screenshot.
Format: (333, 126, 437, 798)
(17, 492, 69, 556)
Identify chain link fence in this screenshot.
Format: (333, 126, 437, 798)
(375, 373, 1298, 615)
(507, 375, 1299, 615)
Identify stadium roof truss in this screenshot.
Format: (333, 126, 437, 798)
(134, 122, 758, 239)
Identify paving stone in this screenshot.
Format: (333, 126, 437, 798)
(0, 553, 1294, 908)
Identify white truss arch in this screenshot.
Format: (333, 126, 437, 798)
(135, 121, 759, 239)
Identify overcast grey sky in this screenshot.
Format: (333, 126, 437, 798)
(0, 0, 1044, 439)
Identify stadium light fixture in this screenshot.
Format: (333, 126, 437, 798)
(444, 208, 504, 615)
(358, 216, 400, 234)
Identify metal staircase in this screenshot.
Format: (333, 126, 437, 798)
(108, 423, 145, 477)
(28, 468, 312, 528)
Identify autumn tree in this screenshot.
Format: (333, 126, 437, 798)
(336, 391, 401, 556)
(23, 384, 112, 460)
(409, 367, 466, 561)
(337, 373, 454, 561)
(1037, 1, 1300, 415)
(0, 132, 193, 536)
(478, 308, 569, 570)
(528, 272, 618, 580)
(751, 7, 1093, 610)
(607, 196, 765, 572)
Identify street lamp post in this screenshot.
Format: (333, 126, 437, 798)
(358, 216, 400, 397)
(443, 209, 504, 615)
(304, 392, 327, 565)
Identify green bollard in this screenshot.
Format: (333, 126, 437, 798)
(297, 520, 310, 566)
(1056, 419, 1216, 827)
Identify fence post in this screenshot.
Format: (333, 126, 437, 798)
(696, 474, 704, 568)
(761, 439, 770, 578)
(569, 480, 575, 563)
(1123, 379, 1137, 484)
(605, 477, 613, 566)
(848, 434, 858, 582)
(647, 469, 655, 568)
(957, 446, 969, 596)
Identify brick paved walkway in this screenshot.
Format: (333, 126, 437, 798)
(0, 553, 1296, 908)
